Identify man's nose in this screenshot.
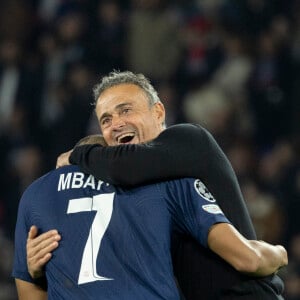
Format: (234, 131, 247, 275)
(111, 115, 126, 130)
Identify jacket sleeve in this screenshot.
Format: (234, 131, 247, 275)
(70, 124, 230, 185)
(69, 129, 176, 186)
(70, 123, 256, 238)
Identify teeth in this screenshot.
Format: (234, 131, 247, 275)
(117, 133, 135, 143)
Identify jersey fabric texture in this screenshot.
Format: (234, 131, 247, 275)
(12, 165, 229, 300)
(70, 123, 285, 299)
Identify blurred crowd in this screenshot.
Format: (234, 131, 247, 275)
(0, 0, 299, 299)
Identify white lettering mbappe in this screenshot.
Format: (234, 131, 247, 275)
(58, 172, 105, 191)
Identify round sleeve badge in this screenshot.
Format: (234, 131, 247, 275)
(194, 179, 216, 202)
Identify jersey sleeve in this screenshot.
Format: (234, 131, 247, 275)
(161, 178, 231, 247)
(12, 186, 36, 283)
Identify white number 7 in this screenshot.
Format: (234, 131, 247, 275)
(67, 193, 115, 284)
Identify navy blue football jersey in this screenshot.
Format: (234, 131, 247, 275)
(13, 165, 229, 300)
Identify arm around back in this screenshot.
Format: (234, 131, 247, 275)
(69, 124, 257, 238)
(207, 223, 288, 277)
(69, 123, 243, 186)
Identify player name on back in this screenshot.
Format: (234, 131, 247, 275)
(57, 172, 106, 191)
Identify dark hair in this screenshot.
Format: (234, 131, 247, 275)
(75, 134, 107, 147)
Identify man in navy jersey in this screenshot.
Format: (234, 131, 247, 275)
(13, 140, 287, 299)
(26, 71, 287, 299)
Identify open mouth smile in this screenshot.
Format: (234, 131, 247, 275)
(116, 133, 135, 144)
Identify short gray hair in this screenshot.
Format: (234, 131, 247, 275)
(93, 70, 161, 106)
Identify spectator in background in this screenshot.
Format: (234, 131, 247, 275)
(175, 10, 222, 92)
(0, 39, 23, 132)
(126, 0, 182, 82)
(283, 234, 300, 299)
(37, 0, 62, 25)
(257, 140, 300, 245)
(0, 230, 16, 300)
(0, 0, 34, 43)
(248, 27, 293, 148)
(86, 0, 126, 74)
(40, 63, 94, 169)
(183, 84, 233, 144)
(3, 144, 43, 241)
(242, 180, 285, 244)
(226, 138, 258, 182)
(182, 31, 253, 148)
(0, 38, 43, 139)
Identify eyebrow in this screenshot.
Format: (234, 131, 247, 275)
(99, 102, 132, 122)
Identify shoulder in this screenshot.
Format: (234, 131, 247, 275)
(163, 123, 202, 133)
(158, 123, 210, 141)
(154, 123, 213, 153)
(157, 177, 196, 194)
(159, 177, 216, 199)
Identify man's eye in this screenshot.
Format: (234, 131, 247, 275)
(102, 118, 110, 125)
(122, 108, 131, 114)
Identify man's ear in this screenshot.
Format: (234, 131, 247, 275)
(153, 102, 166, 126)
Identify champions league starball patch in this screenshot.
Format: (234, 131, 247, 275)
(194, 179, 216, 202)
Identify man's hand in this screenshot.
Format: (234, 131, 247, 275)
(56, 150, 73, 169)
(27, 226, 61, 279)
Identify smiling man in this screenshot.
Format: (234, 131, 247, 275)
(96, 83, 165, 146)
(26, 71, 287, 299)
